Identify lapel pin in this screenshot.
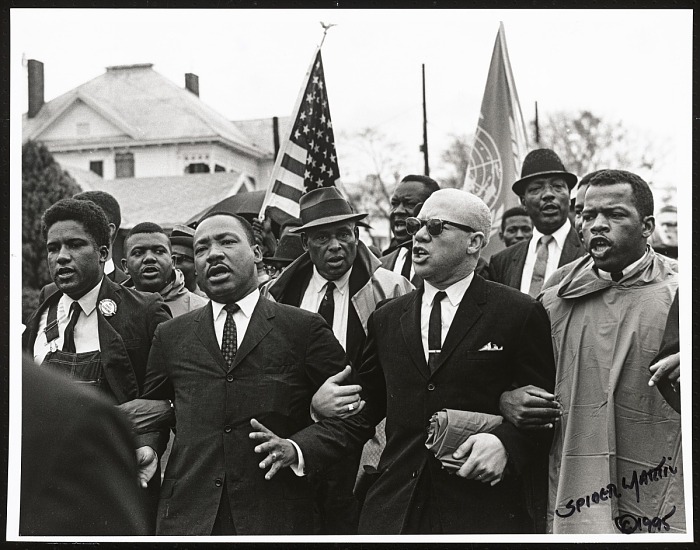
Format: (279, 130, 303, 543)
(98, 298, 117, 317)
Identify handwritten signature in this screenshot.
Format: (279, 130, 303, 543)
(555, 456, 678, 519)
(614, 506, 676, 534)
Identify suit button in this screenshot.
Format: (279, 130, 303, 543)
(226, 374, 234, 382)
(427, 383, 436, 391)
(224, 425, 232, 433)
(411, 470, 418, 478)
(215, 478, 223, 487)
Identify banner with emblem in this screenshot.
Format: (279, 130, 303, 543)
(260, 47, 341, 227)
(463, 22, 529, 260)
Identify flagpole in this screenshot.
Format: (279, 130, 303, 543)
(422, 63, 430, 176)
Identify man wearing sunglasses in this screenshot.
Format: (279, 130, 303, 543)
(356, 188, 555, 534)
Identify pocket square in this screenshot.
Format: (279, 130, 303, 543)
(478, 342, 503, 351)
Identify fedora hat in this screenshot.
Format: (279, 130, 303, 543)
(263, 233, 305, 265)
(512, 149, 578, 196)
(290, 187, 367, 233)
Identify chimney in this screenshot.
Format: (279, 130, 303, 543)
(28, 59, 44, 118)
(185, 73, 199, 96)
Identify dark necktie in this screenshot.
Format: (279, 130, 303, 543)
(221, 303, 240, 369)
(529, 235, 553, 297)
(428, 291, 446, 373)
(318, 281, 336, 327)
(400, 248, 412, 279)
(611, 271, 624, 282)
(62, 301, 82, 353)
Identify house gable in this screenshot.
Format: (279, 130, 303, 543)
(37, 97, 133, 143)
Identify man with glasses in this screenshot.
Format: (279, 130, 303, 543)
(261, 186, 412, 534)
(356, 188, 555, 534)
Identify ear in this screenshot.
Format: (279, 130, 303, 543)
(121, 258, 128, 273)
(498, 230, 505, 242)
(108, 223, 117, 244)
(641, 215, 655, 240)
(98, 244, 109, 263)
(353, 226, 360, 241)
(301, 233, 309, 251)
(251, 243, 263, 262)
(519, 195, 526, 207)
(467, 232, 486, 254)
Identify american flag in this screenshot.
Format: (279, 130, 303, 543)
(260, 48, 340, 225)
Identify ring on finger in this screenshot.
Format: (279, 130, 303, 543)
(348, 403, 355, 412)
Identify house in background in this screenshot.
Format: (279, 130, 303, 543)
(22, 59, 292, 260)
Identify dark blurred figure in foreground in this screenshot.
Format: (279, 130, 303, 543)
(20, 354, 148, 536)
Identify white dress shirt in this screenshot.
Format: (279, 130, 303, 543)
(520, 219, 572, 295)
(391, 246, 415, 281)
(421, 274, 474, 363)
(104, 258, 116, 276)
(597, 247, 650, 281)
(299, 266, 352, 351)
(33, 278, 103, 364)
(210, 288, 260, 349)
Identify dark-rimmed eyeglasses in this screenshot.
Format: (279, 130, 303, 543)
(405, 217, 476, 237)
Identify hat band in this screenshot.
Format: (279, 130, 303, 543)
(300, 197, 354, 225)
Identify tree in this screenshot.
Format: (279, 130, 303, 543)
(22, 140, 82, 291)
(535, 110, 662, 184)
(439, 133, 473, 189)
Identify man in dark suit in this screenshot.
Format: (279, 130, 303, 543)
(134, 212, 374, 535)
(20, 354, 149, 536)
(355, 188, 556, 534)
(487, 149, 585, 296)
(380, 175, 440, 286)
(22, 198, 171, 531)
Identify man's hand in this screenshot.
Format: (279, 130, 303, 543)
(311, 366, 364, 419)
(649, 352, 680, 389)
(499, 385, 561, 429)
(135, 446, 158, 489)
(249, 418, 299, 480)
(453, 433, 508, 486)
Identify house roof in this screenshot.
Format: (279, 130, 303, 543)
(23, 63, 266, 158)
(235, 116, 292, 157)
(65, 168, 254, 229)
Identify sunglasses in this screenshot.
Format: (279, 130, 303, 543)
(405, 217, 476, 237)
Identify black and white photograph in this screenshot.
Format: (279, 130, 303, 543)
(8, 7, 692, 543)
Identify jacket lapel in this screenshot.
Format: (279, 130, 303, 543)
(509, 240, 529, 288)
(233, 298, 273, 370)
(559, 226, 584, 267)
(432, 275, 486, 376)
(400, 290, 430, 380)
(194, 302, 228, 372)
(96, 278, 139, 403)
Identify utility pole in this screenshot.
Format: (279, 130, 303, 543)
(421, 64, 430, 176)
(534, 101, 540, 145)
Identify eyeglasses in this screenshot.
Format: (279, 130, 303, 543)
(172, 253, 194, 265)
(405, 217, 476, 237)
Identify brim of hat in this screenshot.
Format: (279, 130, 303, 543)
(512, 171, 578, 196)
(289, 212, 368, 233)
(170, 236, 194, 247)
(263, 257, 294, 264)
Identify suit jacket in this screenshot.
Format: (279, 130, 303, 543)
(356, 275, 556, 534)
(380, 241, 423, 287)
(137, 298, 375, 535)
(486, 226, 585, 290)
(20, 354, 149, 536)
(23, 276, 171, 403)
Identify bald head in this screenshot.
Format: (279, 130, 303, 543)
(420, 189, 492, 247)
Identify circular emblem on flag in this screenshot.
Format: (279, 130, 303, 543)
(98, 298, 117, 317)
(465, 127, 505, 237)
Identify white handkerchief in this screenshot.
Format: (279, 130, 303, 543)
(478, 342, 503, 351)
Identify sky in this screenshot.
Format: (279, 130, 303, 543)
(10, 8, 692, 191)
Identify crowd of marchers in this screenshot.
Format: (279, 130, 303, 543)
(20, 147, 681, 537)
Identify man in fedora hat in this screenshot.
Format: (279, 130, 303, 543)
(261, 231, 305, 283)
(487, 148, 585, 296)
(261, 186, 413, 533)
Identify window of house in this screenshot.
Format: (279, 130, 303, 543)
(185, 163, 210, 174)
(115, 152, 135, 178)
(214, 164, 226, 172)
(89, 161, 103, 177)
(76, 122, 90, 136)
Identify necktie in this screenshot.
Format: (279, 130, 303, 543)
(62, 301, 82, 353)
(611, 271, 624, 282)
(221, 303, 240, 369)
(428, 291, 446, 373)
(318, 281, 336, 327)
(400, 247, 412, 279)
(529, 235, 553, 297)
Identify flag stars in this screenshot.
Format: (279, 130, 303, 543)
(302, 124, 310, 134)
(294, 129, 301, 140)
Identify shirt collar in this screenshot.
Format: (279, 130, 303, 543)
(60, 277, 103, 316)
(309, 265, 352, 296)
(104, 258, 115, 275)
(597, 246, 651, 280)
(423, 272, 474, 308)
(531, 218, 571, 251)
(212, 288, 260, 320)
